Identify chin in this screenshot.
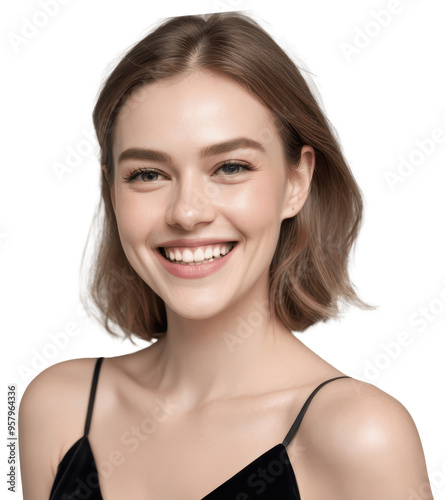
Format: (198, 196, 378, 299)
(165, 296, 232, 321)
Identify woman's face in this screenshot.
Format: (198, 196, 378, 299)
(110, 70, 313, 319)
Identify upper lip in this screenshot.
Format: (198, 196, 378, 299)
(156, 238, 238, 248)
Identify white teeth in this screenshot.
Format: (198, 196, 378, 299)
(193, 248, 205, 262)
(182, 248, 194, 263)
(163, 243, 235, 264)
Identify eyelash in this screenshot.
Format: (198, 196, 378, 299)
(121, 161, 258, 183)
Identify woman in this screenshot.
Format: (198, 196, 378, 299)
(19, 11, 433, 500)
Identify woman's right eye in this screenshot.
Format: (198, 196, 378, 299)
(122, 168, 165, 182)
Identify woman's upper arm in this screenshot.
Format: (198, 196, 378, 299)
(18, 358, 90, 500)
(19, 365, 62, 500)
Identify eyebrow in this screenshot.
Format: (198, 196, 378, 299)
(117, 137, 266, 166)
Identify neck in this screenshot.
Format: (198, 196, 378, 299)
(147, 280, 300, 411)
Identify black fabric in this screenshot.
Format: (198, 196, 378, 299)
(49, 436, 102, 499)
(201, 444, 300, 499)
(49, 357, 351, 499)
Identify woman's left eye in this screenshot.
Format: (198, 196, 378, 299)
(214, 161, 253, 176)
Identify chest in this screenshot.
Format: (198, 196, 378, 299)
(87, 436, 300, 500)
(87, 395, 301, 499)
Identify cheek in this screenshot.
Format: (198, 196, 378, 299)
(224, 179, 283, 231)
(114, 192, 160, 243)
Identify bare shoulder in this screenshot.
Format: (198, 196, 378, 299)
(20, 357, 100, 433)
(19, 357, 100, 500)
(304, 378, 417, 451)
(289, 378, 433, 500)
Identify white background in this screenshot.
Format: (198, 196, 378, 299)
(2, 0, 444, 497)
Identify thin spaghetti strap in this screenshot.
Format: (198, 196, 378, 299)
(84, 357, 104, 437)
(282, 375, 351, 448)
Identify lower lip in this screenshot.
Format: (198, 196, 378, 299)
(154, 243, 238, 279)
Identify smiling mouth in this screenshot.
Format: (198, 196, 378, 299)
(158, 241, 238, 265)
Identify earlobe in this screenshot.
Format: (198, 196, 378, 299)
(281, 145, 315, 220)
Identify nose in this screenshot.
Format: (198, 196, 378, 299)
(165, 175, 217, 231)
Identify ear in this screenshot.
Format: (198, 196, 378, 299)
(280, 145, 315, 221)
(102, 164, 116, 213)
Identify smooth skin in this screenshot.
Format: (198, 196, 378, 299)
(19, 70, 434, 499)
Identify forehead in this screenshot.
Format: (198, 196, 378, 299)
(112, 70, 281, 162)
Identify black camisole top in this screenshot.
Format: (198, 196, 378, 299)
(49, 357, 351, 499)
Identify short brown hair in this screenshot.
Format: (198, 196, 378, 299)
(81, 11, 376, 344)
